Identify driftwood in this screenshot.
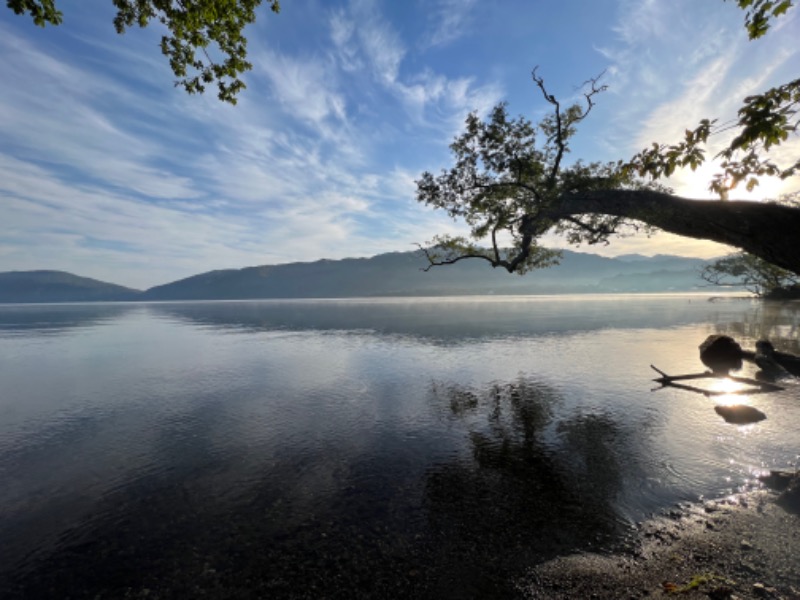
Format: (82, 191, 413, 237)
(650, 365, 777, 425)
(752, 341, 800, 377)
(649, 365, 783, 396)
(648, 336, 795, 426)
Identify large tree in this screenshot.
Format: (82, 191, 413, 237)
(7, 0, 281, 104)
(416, 1, 800, 275)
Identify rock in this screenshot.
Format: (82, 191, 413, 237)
(707, 586, 734, 600)
(714, 404, 767, 425)
(759, 470, 798, 492)
(699, 335, 744, 375)
(752, 582, 779, 597)
(777, 479, 800, 514)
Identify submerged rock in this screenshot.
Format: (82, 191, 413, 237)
(714, 404, 767, 425)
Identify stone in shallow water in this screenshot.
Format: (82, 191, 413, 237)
(699, 335, 743, 374)
(713, 404, 766, 425)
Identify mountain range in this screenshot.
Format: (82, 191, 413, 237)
(0, 249, 715, 303)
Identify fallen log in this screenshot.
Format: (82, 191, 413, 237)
(754, 340, 800, 377)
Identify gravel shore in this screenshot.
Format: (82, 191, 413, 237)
(519, 488, 800, 599)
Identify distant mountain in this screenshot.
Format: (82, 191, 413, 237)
(0, 271, 142, 303)
(142, 250, 711, 300)
(0, 251, 714, 304)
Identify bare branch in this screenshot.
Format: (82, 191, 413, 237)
(416, 244, 502, 272)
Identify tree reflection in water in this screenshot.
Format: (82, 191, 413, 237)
(3, 375, 640, 599)
(423, 378, 633, 596)
(712, 301, 800, 355)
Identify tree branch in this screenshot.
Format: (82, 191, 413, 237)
(416, 243, 501, 271)
(549, 189, 800, 274)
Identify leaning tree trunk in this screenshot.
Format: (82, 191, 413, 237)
(549, 190, 800, 275)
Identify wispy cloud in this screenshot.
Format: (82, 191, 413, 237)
(2, 0, 795, 286)
(259, 51, 348, 124)
(594, 1, 799, 194)
(423, 0, 478, 48)
(327, 0, 502, 133)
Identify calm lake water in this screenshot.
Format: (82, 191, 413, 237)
(1, 295, 799, 598)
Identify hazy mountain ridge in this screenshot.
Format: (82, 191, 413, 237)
(0, 270, 142, 303)
(0, 250, 714, 303)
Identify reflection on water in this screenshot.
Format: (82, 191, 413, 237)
(0, 303, 137, 337)
(712, 300, 800, 355)
(144, 295, 771, 341)
(0, 296, 799, 598)
(422, 379, 642, 596)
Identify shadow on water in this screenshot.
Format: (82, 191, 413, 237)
(1, 376, 640, 599)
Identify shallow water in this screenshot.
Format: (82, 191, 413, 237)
(1, 295, 798, 598)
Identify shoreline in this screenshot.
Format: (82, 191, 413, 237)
(519, 489, 800, 599)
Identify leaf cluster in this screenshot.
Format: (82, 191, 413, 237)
(727, 0, 793, 39)
(630, 3, 797, 198)
(6, 0, 62, 25)
(625, 120, 713, 181)
(8, 0, 280, 104)
(629, 78, 799, 198)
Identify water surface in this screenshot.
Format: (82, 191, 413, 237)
(1, 295, 798, 598)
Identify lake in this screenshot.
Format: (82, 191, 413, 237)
(1, 295, 799, 598)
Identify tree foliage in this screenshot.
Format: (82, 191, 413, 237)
(416, 70, 664, 274)
(627, 77, 800, 199)
(701, 251, 799, 296)
(417, 1, 799, 275)
(727, 0, 794, 39)
(608, 2, 798, 199)
(6, 0, 281, 104)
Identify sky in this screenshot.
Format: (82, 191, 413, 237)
(1, 0, 798, 289)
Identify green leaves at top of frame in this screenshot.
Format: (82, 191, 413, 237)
(111, 0, 281, 104)
(8, 0, 281, 104)
(730, 0, 793, 39)
(6, 0, 62, 26)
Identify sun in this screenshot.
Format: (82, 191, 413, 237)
(669, 160, 787, 202)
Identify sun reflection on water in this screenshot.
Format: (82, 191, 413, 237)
(709, 377, 752, 407)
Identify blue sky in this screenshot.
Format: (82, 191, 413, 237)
(1, 0, 798, 289)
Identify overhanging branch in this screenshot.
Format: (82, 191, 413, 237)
(548, 189, 800, 274)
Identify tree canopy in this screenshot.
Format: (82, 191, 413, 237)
(6, 0, 281, 103)
(416, 1, 799, 276)
(701, 251, 800, 297)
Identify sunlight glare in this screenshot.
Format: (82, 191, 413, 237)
(670, 160, 788, 201)
(709, 377, 751, 406)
